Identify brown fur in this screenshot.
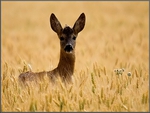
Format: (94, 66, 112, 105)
(18, 13, 86, 85)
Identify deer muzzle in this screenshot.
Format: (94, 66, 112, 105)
(64, 44, 73, 53)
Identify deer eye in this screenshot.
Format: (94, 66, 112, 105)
(60, 37, 65, 41)
(73, 36, 76, 40)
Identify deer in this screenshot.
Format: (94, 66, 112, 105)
(18, 13, 86, 85)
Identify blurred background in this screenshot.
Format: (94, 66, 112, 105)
(1, 1, 149, 112)
(2, 1, 148, 74)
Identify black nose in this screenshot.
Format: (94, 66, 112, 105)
(64, 44, 73, 52)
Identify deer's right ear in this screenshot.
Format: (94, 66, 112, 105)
(50, 13, 63, 34)
(73, 13, 86, 35)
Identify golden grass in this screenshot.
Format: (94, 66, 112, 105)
(2, 1, 149, 112)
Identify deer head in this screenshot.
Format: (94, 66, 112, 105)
(50, 13, 86, 54)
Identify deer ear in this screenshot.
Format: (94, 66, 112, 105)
(50, 13, 63, 34)
(73, 13, 86, 35)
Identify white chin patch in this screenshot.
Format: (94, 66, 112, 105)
(65, 51, 73, 54)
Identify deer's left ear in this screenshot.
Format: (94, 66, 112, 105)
(73, 13, 86, 35)
(50, 13, 63, 35)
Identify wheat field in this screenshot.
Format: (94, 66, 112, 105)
(1, 1, 149, 112)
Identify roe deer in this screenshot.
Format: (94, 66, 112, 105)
(19, 13, 86, 84)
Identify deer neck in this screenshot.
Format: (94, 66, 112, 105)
(57, 49, 75, 77)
